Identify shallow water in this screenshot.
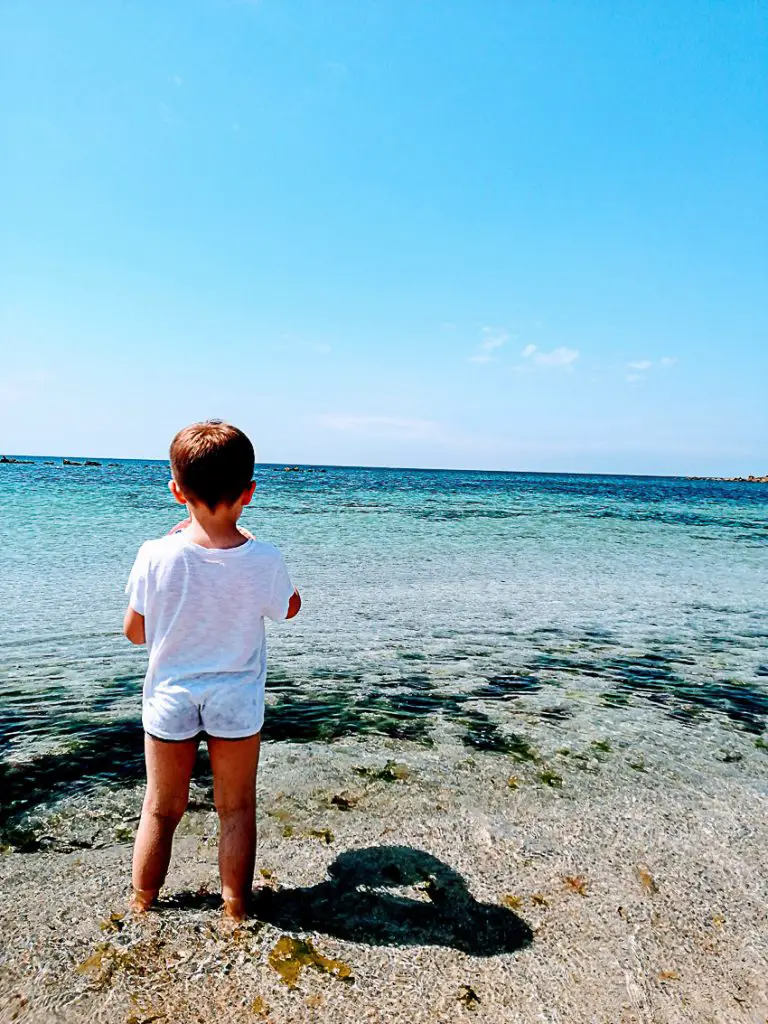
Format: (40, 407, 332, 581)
(1, 458, 767, 834)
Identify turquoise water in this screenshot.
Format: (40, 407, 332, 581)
(1, 458, 767, 836)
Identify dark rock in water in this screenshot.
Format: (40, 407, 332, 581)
(473, 674, 541, 701)
(687, 474, 768, 483)
(330, 791, 359, 811)
(84, 460, 101, 466)
(538, 768, 564, 787)
(352, 760, 411, 782)
(0, 456, 33, 464)
(62, 459, 83, 466)
(539, 705, 572, 722)
(715, 750, 743, 764)
(458, 985, 481, 1009)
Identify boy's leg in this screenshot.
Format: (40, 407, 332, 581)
(207, 733, 261, 919)
(131, 733, 199, 910)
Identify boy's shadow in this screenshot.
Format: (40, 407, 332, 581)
(250, 846, 533, 957)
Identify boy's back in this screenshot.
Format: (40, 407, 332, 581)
(127, 532, 294, 741)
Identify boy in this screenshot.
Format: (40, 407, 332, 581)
(123, 420, 300, 920)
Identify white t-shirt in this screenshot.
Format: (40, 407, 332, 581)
(125, 533, 294, 706)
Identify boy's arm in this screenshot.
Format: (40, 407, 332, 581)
(123, 606, 146, 645)
(125, 543, 149, 643)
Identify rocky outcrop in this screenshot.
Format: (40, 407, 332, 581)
(688, 474, 768, 483)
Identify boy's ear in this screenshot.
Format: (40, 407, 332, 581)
(241, 481, 257, 507)
(169, 479, 188, 505)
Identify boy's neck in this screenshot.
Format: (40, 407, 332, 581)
(183, 503, 247, 549)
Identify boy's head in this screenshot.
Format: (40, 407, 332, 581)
(169, 420, 255, 510)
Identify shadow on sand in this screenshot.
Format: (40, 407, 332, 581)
(168, 846, 533, 957)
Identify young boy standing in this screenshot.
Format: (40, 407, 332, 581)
(123, 420, 300, 920)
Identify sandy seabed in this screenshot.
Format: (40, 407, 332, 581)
(1, 726, 767, 1024)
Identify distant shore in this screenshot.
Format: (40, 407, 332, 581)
(2, 454, 768, 482)
(686, 474, 768, 483)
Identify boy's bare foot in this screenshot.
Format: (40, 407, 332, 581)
(222, 895, 248, 921)
(130, 887, 159, 915)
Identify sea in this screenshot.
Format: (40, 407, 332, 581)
(1, 457, 767, 843)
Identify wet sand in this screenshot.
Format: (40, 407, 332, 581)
(1, 726, 767, 1024)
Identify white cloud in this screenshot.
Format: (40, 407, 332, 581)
(317, 414, 441, 441)
(479, 328, 508, 355)
(628, 360, 652, 371)
(468, 326, 508, 364)
(522, 345, 579, 368)
(482, 336, 507, 353)
(538, 347, 579, 367)
(626, 374, 642, 384)
(660, 356, 678, 367)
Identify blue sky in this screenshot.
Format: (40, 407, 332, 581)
(1, 1, 766, 474)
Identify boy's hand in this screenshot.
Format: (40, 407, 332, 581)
(286, 589, 302, 619)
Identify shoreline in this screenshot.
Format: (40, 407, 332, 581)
(2, 732, 766, 1024)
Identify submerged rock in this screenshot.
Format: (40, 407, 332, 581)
(330, 791, 359, 811)
(458, 984, 481, 1009)
(352, 760, 410, 782)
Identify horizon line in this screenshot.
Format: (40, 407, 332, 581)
(0, 452, 760, 482)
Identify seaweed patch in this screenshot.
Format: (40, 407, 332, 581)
(268, 935, 353, 988)
(537, 769, 563, 788)
(352, 760, 411, 782)
(460, 711, 539, 761)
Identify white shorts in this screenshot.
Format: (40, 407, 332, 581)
(142, 681, 265, 741)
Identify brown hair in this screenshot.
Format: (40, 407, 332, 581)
(170, 420, 255, 510)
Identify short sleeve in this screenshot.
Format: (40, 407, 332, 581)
(264, 551, 294, 622)
(125, 543, 150, 615)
